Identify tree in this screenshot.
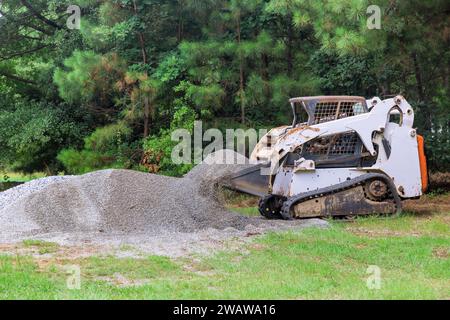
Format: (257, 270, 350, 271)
(118, 71, 161, 138)
(54, 51, 127, 123)
(0, 101, 84, 172)
(0, 0, 448, 174)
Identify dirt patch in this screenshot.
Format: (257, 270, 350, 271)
(346, 227, 422, 238)
(94, 274, 152, 288)
(433, 247, 449, 259)
(429, 172, 450, 191)
(403, 193, 450, 215)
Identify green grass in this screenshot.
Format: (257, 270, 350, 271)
(344, 212, 449, 237)
(221, 227, 449, 299)
(0, 172, 47, 183)
(81, 256, 178, 280)
(231, 206, 260, 216)
(22, 240, 60, 255)
(1, 213, 448, 300)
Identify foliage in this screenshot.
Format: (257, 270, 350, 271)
(0, 0, 448, 173)
(310, 51, 378, 96)
(53, 51, 102, 104)
(57, 122, 134, 174)
(0, 101, 84, 173)
(142, 105, 196, 176)
(54, 51, 128, 123)
(425, 89, 450, 171)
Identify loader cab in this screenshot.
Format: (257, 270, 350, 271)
(290, 96, 368, 127)
(286, 96, 374, 169)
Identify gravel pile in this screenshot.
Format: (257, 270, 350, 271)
(0, 176, 71, 209)
(0, 150, 328, 255)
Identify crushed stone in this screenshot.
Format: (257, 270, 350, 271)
(0, 150, 328, 257)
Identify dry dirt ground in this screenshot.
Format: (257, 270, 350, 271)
(404, 192, 450, 215)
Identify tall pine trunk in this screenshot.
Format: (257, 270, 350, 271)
(143, 96, 150, 138)
(133, 0, 150, 138)
(261, 53, 270, 99)
(411, 52, 431, 132)
(286, 15, 294, 77)
(411, 52, 424, 103)
(237, 13, 245, 124)
(177, 6, 184, 42)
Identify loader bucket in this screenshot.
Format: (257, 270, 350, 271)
(225, 163, 270, 197)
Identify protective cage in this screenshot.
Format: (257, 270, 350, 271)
(290, 96, 368, 126)
(286, 131, 375, 168)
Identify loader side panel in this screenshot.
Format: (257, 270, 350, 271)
(273, 168, 365, 197)
(376, 123, 423, 198)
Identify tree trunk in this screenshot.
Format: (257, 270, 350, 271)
(143, 96, 150, 138)
(286, 15, 294, 77)
(444, 64, 449, 90)
(261, 53, 270, 99)
(132, 0, 148, 65)
(411, 52, 424, 102)
(177, 6, 183, 42)
(237, 13, 245, 124)
(138, 33, 148, 65)
(178, 18, 182, 42)
(411, 52, 433, 132)
(261, 53, 269, 81)
(239, 62, 245, 124)
(132, 0, 150, 138)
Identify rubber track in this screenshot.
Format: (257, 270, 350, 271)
(279, 173, 403, 220)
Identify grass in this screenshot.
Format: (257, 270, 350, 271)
(22, 240, 60, 255)
(343, 212, 449, 237)
(0, 172, 47, 183)
(0, 211, 448, 300)
(231, 206, 259, 216)
(81, 256, 178, 280)
(200, 230, 448, 299)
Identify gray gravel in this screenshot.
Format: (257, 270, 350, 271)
(0, 150, 328, 256)
(0, 175, 71, 209)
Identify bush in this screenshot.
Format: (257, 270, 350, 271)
(424, 89, 450, 172)
(142, 106, 196, 176)
(0, 101, 84, 173)
(57, 149, 111, 174)
(57, 122, 134, 174)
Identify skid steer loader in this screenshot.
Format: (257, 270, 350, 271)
(228, 95, 428, 219)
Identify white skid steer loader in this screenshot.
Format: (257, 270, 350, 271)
(228, 95, 429, 219)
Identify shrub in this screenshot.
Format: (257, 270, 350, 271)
(142, 106, 196, 176)
(0, 101, 84, 173)
(57, 122, 134, 174)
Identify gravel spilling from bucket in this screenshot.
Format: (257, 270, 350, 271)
(0, 150, 328, 256)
